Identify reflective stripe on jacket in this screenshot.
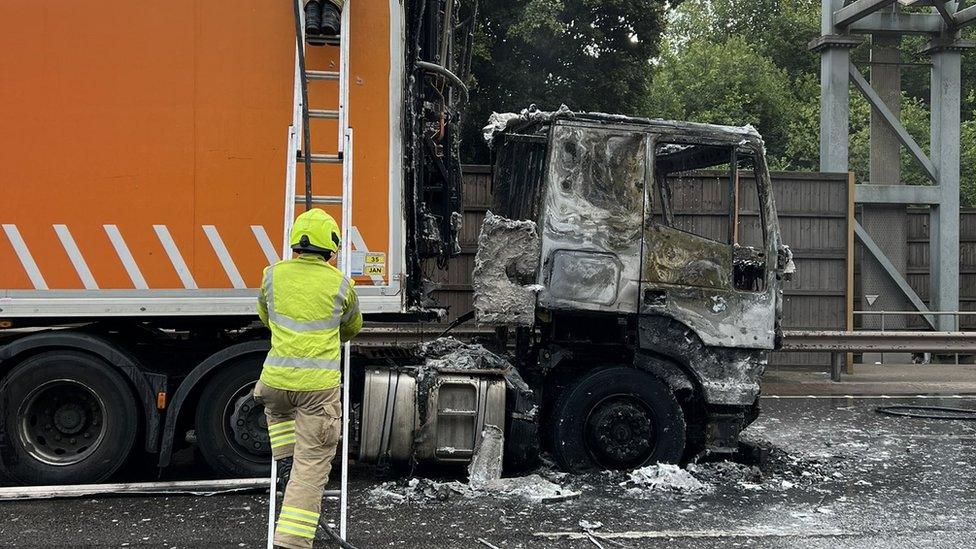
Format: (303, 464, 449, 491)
(257, 254, 363, 391)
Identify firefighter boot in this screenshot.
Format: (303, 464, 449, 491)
(275, 456, 294, 497)
(320, 2, 341, 37)
(304, 1, 323, 37)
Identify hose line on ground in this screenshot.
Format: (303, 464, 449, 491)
(320, 521, 362, 549)
(876, 405, 976, 420)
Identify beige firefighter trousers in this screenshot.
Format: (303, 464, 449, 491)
(253, 381, 342, 549)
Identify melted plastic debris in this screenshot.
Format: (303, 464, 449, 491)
(472, 212, 541, 326)
(468, 425, 504, 488)
(417, 337, 510, 371)
(479, 475, 579, 503)
(619, 464, 711, 497)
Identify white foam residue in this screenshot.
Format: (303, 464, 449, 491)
(620, 464, 711, 497)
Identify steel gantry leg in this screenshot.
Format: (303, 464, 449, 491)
(926, 39, 969, 331)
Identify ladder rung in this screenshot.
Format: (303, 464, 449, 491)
(307, 36, 340, 46)
(296, 195, 343, 205)
(438, 410, 478, 417)
(297, 152, 342, 164)
(306, 70, 340, 81)
(309, 109, 339, 120)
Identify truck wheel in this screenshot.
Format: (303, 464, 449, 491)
(0, 351, 138, 484)
(549, 367, 685, 472)
(195, 357, 271, 477)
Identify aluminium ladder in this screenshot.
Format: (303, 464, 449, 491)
(268, 1, 354, 547)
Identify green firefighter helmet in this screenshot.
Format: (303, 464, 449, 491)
(290, 208, 341, 255)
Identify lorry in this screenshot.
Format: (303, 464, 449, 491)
(0, 0, 792, 485)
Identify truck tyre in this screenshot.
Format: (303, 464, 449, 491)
(0, 351, 138, 485)
(195, 356, 271, 477)
(549, 367, 685, 472)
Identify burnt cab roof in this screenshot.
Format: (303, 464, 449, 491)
(484, 106, 766, 150)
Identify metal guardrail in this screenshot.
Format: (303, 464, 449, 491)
(781, 330, 976, 381)
(781, 330, 976, 353)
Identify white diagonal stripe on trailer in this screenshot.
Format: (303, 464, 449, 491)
(349, 227, 384, 285)
(153, 225, 197, 289)
(203, 225, 246, 289)
(2, 224, 48, 290)
(103, 225, 148, 289)
(250, 225, 280, 266)
(53, 225, 98, 290)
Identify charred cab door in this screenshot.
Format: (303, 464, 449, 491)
(640, 139, 777, 349)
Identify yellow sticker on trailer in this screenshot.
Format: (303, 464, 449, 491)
(364, 253, 385, 276)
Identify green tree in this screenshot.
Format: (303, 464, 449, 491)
(645, 36, 797, 160)
(461, 0, 669, 162)
(665, 0, 821, 82)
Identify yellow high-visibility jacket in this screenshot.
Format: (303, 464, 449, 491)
(257, 254, 362, 391)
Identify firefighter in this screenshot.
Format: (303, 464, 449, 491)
(254, 208, 362, 549)
(303, 0, 343, 38)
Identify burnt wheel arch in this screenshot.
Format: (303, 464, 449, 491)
(157, 339, 270, 468)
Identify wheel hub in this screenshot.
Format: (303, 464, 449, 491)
(18, 380, 106, 466)
(54, 403, 86, 434)
(585, 398, 656, 469)
(228, 389, 271, 456)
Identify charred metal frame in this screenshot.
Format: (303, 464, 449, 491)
(403, 0, 478, 307)
(812, 0, 975, 330)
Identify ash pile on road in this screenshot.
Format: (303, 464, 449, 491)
(619, 464, 712, 497)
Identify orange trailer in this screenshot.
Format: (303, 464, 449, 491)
(0, 0, 405, 316)
(0, 0, 473, 485)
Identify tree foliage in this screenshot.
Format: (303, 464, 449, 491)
(461, 0, 669, 162)
(645, 36, 795, 160)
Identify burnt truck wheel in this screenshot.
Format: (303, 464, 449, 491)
(550, 367, 685, 472)
(195, 356, 271, 477)
(0, 351, 138, 485)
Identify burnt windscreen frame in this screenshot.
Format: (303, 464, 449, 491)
(653, 141, 738, 244)
(491, 132, 549, 221)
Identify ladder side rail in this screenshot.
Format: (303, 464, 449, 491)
(338, 1, 351, 153)
(338, 128, 353, 541)
(282, 51, 302, 258)
(265, 459, 278, 549)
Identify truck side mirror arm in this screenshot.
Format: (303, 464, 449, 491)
(776, 244, 796, 281)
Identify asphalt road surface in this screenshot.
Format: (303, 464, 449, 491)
(1, 395, 975, 548)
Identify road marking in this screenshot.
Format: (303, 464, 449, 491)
(104, 225, 148, 289)
(53, 225, 98, 289)
(535, 529, 854, 540)
(154, 225, 197, 289)
(762, 394, 972, 400)
(2, 224, 48, 289)
(203, 225, 246, 289)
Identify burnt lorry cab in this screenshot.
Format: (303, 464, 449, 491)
(486, 110, 791, 471)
